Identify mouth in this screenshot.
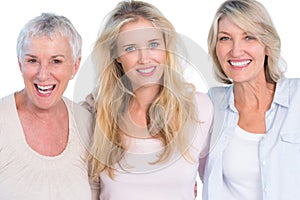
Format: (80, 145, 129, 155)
(228, 59, 252, 68)
(136, 66, 156, 75)
(35, 84, 56, 95)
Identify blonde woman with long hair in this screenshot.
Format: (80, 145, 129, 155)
(84, 1, 213, 199)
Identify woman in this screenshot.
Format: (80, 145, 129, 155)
(0, 13, 92, 199)
(203, 0, 300, 199)
(86, 1, 213, 199)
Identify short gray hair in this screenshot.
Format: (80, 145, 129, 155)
(16, 13, 82, 63)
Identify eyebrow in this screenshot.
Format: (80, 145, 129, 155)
(122, 38, 162, 47)
(121, 43, 135, 48)
(24, 54, 65, 58)
(217, 31, 229, 35)
(218, 31, 249, 35)
(148, 38, 161, 42)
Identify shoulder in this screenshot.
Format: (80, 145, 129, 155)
(287, 77, 300, 88)
(207, 85, 232, 107)
(64, 97, 94, 152)
(0, 94, 15, 120)
(194, 91, 213, 122)
(0, 94, 16, 141)
(63, 97, 94, 140)
(0, 93, 14, 107)
(277, 78, 300, 98)
(64, 97, 93, 120)
(195, 92, 213, 109)
(208, 85, 232, 97)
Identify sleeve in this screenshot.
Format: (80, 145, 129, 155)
(0, 99, 5, 153)
(194, 92, 214, 181)
(0, 129, 3, 153)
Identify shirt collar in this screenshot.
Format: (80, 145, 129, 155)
(225, 78, 290, 111)
(272, 78, 290, 107)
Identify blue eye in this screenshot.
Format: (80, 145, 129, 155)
(219, 36, 230, 41)
(245, 35, 256, 40)
(149, 42, 159, 48)
(125, 46, 136, 52)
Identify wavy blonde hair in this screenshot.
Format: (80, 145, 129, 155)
(89, 0, 197, 179)
(208, 0, 285, 84)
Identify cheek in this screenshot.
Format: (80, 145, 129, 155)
(252, 47, 266, 64)
(154, 50, 166, 64)
(118, 57, 134, 73)
(119, 51, 141, 69)
(216, 44, 226, 60)
(216, 50, 225, 67)
(20, 66, 36, 79)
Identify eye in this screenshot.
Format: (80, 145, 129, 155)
(52, 59, 62, 64)
(245, 35, 256, 40)
(125, 46, 136, 52)
(28, 58, 37, 63)
(24, 57, 37, 64)
(149, 42, 159, 48)
(219, 36, 230, 41)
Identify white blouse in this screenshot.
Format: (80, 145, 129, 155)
(0, 94, 93, 200)
(91, 92, 213, 200)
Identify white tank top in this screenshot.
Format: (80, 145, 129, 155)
(223, 125, 264, 200)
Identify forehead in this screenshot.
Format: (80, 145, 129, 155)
(218, 16, 242, 32)
(24, 35, 70, 50)
(22, 35, 72, 59)
(117, 19, 163, 45)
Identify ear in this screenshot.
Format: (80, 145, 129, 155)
(116, 57, 121, 63)
(18, 58, 23, 72)
(264, 47, 269, 56)
(70, 56, 81, 80)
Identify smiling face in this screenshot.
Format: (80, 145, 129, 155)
(216, 16, 267, 84)
(116, 17, 166, 90)
(19, 35, 80, 110)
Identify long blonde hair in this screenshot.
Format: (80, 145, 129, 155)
(89, 0, 197, 179)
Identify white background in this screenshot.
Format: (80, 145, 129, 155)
(1, 1, 299, 198)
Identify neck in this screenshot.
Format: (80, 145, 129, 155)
(233, 79, 275, 111)
(131, 84, 161, 111)
(15, 90, 65, 122)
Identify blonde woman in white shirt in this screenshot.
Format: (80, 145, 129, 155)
(85, 1, 213, 199)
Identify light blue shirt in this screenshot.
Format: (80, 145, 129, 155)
(203, 78, 300, 200)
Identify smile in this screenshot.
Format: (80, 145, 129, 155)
(229, 60, 251, 67)
(35, 84, 56, 95)
(136, 66, 156, 74)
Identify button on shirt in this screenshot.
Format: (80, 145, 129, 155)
(203, 78, 300, 200)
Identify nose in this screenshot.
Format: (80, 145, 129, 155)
(231, 40, 244, 57)
(138, 48, 151, 64)
(37, 62, 51, 81)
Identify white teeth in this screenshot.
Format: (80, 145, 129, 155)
(39, 90, 51, 94)
(37, 85, 53, 90)
(36, 84, 55, 94)
(137, 66, 155, 74)
(230, 60, 251, 67)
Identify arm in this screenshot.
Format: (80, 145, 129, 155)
(195, 92, 214, 181)
(80, 92, 100, 199)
